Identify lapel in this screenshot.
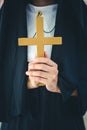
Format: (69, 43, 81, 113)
(10, 1, 28, 115)
(51, 0, 82, 65)
(0, 0, 28, 120)
(51, 0, 62, 64)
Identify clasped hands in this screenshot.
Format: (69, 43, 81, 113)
(26, 52, 61, 93)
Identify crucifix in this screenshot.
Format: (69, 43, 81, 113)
(18, 11, 62, 86)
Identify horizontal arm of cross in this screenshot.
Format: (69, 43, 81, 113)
(43, 37, 62, 45)
(18, 38, 38, 46)
(18, 37, 62, 46)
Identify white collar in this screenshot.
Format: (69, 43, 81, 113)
(27, 3, 58, 16)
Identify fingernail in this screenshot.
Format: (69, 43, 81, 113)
(25, 71, 29, 75)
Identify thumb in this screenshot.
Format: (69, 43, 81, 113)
(35, 51, 49, 58)
(44, 51, 49, 58)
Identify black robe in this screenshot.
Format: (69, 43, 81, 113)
(0, 0, 87, 129)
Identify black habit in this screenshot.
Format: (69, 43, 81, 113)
(0, 0, 87, 130)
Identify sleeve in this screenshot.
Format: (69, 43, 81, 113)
(26, 87, 42, 118)
(78, 0, 87, 114)
(58, 74, 77, 101)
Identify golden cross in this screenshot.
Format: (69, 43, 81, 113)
(18, 11, 62, 57)
(18, 11, 62, 86)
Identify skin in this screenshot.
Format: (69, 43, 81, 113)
(29, 0, 57, 6)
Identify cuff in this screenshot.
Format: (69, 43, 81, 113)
(58, 76, 77, 101)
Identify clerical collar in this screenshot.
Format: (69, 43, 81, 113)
(27, 3, 58, 15)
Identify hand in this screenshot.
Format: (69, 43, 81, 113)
(26, 52, 61, 93)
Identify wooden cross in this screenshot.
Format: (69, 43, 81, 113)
(18, 11, 62, 86)
(18, 11, 62, 57)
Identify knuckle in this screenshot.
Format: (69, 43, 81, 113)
(55, 63, 58, 68)
(52, 70, 58, 80)
(46, 58, 49, 64)
(56, 69, 59, 75)
(53, 68, 58, 75)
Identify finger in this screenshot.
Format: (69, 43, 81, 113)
(26, 71, 29, 76)
(29, 75, 40, 86)
(26, 66, 58, 83)
(35, 51, 49, 58)
(29, 57, 57, 67)
(44, 51, 49, 58)
(28, 70, 48, 79)
(29, 63, 52, 72)
(29, 76, 47, 85)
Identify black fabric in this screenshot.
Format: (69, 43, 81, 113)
(0, 0, 28, 121)
(78, 0, 87, 114)
(0, 5, 3, 23)
(0, 0, 87, 123)
(1, 87, 86, 130)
